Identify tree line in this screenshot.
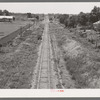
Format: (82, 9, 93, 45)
(0, 10, 11, 16)
(56, 6, 100, 29)
(27, 13, 39, 20)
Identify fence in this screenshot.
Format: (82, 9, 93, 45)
(0, 24, 32, 46)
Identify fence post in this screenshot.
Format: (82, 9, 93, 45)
(20, 26, 22, 37)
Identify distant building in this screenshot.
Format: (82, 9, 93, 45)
(0, 16, 15, 22)
(93, 20, 100, 31)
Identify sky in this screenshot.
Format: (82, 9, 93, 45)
(0, 2, 100, 14)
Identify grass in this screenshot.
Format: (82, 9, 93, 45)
(49, 22, 100, 88)
(0, 21, 31, 38)
(0, 22, 44, 88)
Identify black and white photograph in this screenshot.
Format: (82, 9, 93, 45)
(0, 2, 100, 97)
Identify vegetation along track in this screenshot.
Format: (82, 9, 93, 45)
(32, 15, 64, 89)
(50, 30, 65, 89)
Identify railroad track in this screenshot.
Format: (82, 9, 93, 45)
(32, 16, 64, 89)
(32, 15, 54, 89)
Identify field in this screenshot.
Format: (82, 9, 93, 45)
(0, 20, 44, 88)
(0, 21, 31, 38)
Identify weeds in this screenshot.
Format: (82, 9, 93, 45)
(0, 23, 44, 88)
(49, 22, 100, 88)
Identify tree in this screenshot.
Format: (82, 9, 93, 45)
(90, 6, 100, 23)
(0, 10, 3, 15)
(35, 15, 39, 20)
(64, 18, 68, 27)
(3, 10, 10, 16)
(89, 13, 97, 23)
(67, 15, 78, 28)
(59, 14, 69, 25)
(27, 13, 32, 18)
(78, 12, 88, 26)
